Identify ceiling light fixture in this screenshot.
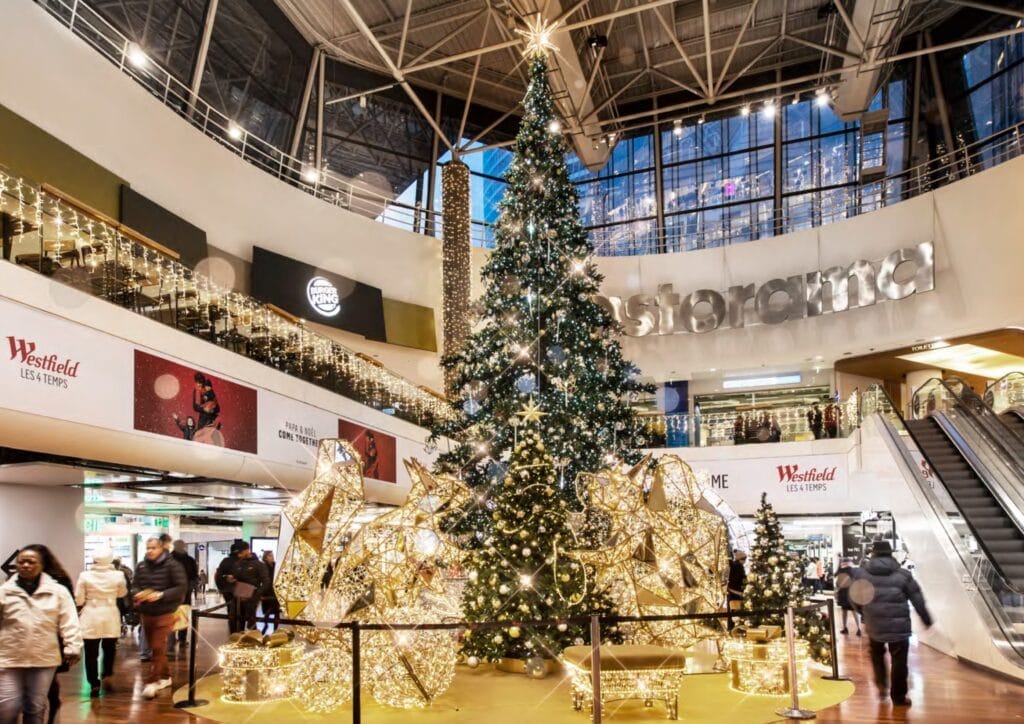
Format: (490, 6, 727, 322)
(300, 166, 319, 184)
(359, 95, 367, 109)
(672, 119, 683, 136)
(740, 104, 750, 117)
(227, 123, 243, 141)
(697, 114, 705, 125)
(762, 100, 777, 118)
(815, 88, 830, 108)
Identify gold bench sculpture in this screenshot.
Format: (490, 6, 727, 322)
(562, 645, 687, 720)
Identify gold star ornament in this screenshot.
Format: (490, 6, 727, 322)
(516, 396, 548, 424)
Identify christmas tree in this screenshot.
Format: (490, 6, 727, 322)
(430, 36, 650, 522)
(461, 423, 617, 661)
(744, 493, 831, 664)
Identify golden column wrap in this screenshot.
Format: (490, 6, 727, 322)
(441, 159, 471, 391)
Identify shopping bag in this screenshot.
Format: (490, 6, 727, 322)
(172, 604, 191, 632)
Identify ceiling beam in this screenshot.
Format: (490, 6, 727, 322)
(401, 0, 684, 75)
(784, 33, 862, 63)
(942, 0, 1024, 20)
(652, 5, 709, 96)
(714, 0, 762, 97)
(335, 0, 456, 152)
(405, 7, 489, 68)
(397, 0, 414, 66)
(701, 0, 714, 100)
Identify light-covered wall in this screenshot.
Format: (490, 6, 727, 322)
(0, 261, 437, 498)
(0, 483, 85, 583)
(0, 0, 441, 344)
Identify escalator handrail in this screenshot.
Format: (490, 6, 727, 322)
(864, 384, 1024, 597)
(911, 376, 1024, 480)
(984, 371, 1024, 408)
(870, 406, 1024, 664)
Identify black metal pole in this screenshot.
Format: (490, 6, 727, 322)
(352, 622, 361, 724)
(590, 614, 602, 724)
(173, 607, 210, 708)
(821, 597, 851, 682)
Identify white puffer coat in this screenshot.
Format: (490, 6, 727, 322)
(0, 572, 83, 668)
(75, 564, 128, 640)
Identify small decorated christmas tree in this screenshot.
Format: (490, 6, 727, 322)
(744, 493, 831, 664)
(460, 422, 617, 661)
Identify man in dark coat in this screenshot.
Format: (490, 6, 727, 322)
(133, 537, 187, 699)
(170, 541, 198, 645)
(726, 550, 747, 630)
(216, 542, 270, 632)
(852, 540, 933, 707)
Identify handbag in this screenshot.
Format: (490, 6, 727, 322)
(233, 581, 257, 601)
(172, 604, 191, 632)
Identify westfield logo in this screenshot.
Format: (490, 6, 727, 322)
(777, 464, 837, 483)
(6, 336, 81, 377)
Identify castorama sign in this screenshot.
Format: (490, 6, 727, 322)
(597, 241, 934, 336)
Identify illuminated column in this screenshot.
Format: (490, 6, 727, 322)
(441, 159, 471, 392)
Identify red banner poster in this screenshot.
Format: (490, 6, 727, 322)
(133, 350, 258, 454)
(338, 420, 396, 483)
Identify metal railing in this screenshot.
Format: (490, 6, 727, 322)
(32, 0, 1024, 257)
(178, 599, 840, 723)
(637, 389, 859, 449)
(985, 371, 1024, 413)
(862, 384, 1024, 664)
(0, 171, 456, 428)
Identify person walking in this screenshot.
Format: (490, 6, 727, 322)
(835, 558, 862, 636)
(260, 551, 279, 634)
(75, 549, 127, 697)
(726, 550, 747, 631)
(133, 537, 187, 700)
(169, 541, 198, 647)
(0, 545, 82, 724)
(852, 540, 934, 707)
(32, 546, 74, 724)
(216, 543, 270, 633)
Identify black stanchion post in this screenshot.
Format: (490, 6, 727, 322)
(352, 622, 361, 724)
(173, 607, 209, 708)
(590, 614, 602, 724)
(821, 598, 851, 682)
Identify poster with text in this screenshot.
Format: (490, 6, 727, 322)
(696, 452, 849, 515)
(134, 349, 258, 453)
(259, 390, 339, 468)
(338, 420, 396, 483)
(1, 298, 131, 429)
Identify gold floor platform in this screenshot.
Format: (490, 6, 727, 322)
(174, 666, 854, 723)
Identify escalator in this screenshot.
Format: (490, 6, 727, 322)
(1000, 407, 1024, 446)
(861, 384, 1024, 675)
(906, 417, 1024, 589)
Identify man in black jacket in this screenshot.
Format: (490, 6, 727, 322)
(133, 537, 187, 700)
(852, 540, 934, 707)
(170, 540, 198, 645)
(216, 542, 270, 632)
(726, 550, 747, 630)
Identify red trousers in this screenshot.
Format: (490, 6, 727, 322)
(141, 613, 176, 684)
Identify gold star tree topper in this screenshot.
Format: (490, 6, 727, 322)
(517, 15, 558, 58)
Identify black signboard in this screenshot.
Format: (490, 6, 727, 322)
(251, 246, 386, 341)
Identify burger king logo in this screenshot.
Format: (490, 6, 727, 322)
(306, 276, 341, 317)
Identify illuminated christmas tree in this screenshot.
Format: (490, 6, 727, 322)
(461, 423, 618, 661)
(744, 493, 831, 664)
(429, 39, 650, 528)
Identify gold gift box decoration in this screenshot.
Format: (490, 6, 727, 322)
(219, 629, 306, 702)
(723, 638, 810, 697)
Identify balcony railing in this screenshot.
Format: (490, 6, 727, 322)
(0, 170, 456, 428)
(636, 390, 859, 449)
(32, 0, 1024, 259)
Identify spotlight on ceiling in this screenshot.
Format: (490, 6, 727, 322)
(673, 119, 683, 136)
(762, 99, 777, 118)
(227, 123, 244, 141)
(740, 104, 750, 116)
(359, 95, 367, 109)
(126, 42, 148, 68)
(587, 34, 608, 51)
(815, 88, 831, 107)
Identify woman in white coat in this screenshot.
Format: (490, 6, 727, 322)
(75, 550, 127, 697)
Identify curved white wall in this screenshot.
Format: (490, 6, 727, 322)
(0, 1, 440, 314)
(5, 0, 1024, 390)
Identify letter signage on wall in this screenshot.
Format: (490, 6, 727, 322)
(695, 453, 849, 513)
(597, 241, 934, 337)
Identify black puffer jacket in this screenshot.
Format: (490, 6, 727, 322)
(852, 555, 932, 642)
(133, 554, 187, 616)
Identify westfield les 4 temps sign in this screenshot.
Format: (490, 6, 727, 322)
(776, 464, 839, 493)
(6, 336, 81, 387)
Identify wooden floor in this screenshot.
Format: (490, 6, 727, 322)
(50, 619, 1024, 723)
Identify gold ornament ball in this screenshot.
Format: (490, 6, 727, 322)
(508, 626, 521, 639)
(557, 622, 568, 632)
(467, 656, 480, 668)
(525, 656, 548, 679)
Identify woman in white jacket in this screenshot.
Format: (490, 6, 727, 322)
(75, 550, 127, 697)
(0, 546, 82, 724)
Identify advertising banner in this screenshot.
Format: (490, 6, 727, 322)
(695, 452, 849, 513)
(258, 390, 339, 468)
(339, 419, 397, 484)
(133, 349, 258, 453)
(0, 299, 131, 429)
